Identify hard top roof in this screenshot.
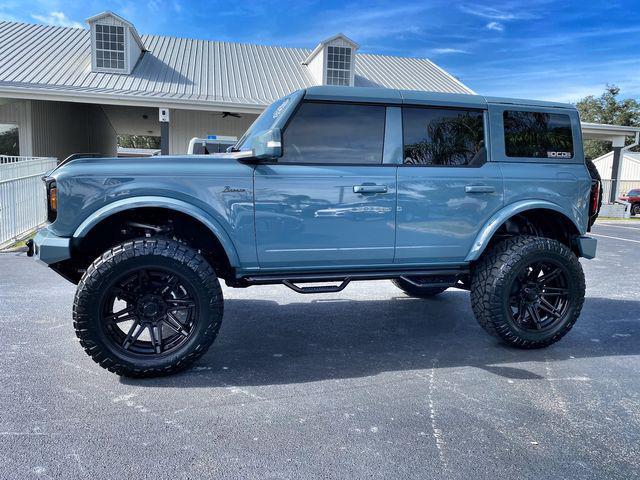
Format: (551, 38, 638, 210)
(303, 85, 575, 110)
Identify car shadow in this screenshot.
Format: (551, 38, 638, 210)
(120, 291, 640, 388)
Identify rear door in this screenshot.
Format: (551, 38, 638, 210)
(253, 101, 397, 269)
(395, 106, 504, 264)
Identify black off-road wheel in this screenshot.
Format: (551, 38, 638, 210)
(392, 277, 448, 298)
(470, 236, 585, 348)
(73, 238, 223, 377)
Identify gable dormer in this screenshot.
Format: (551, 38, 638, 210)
(86, 11, 145, 74)
(303, 34, 359, 87)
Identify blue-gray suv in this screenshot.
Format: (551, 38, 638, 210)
(32, 86, 601, 377)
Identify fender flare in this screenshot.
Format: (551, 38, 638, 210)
(73, 196, 241, 267)
(465, 200, 581, 262)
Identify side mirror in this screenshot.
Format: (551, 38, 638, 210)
(253, 128, 282, 160)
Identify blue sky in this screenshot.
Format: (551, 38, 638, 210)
(1, 0, 639, 102)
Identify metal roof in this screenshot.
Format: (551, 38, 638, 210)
(0, 20, 473, 112)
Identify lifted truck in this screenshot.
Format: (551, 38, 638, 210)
(32, 86, 600, 377)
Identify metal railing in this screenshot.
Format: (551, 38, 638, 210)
(601, 179, 640, 203)
(0, 156, 57, 247)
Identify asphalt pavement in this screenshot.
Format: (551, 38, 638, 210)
(1, 220, 639, 479)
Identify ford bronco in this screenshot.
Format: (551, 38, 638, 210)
(32, 86, 601, 377)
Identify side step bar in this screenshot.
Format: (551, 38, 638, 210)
(282, 279, 351, 294)
(243, 268, 469, 294)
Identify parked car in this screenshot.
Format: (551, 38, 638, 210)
(619, 189, 640, 216)
(187, 136, 237, 154)
(31, 86, 600, 377)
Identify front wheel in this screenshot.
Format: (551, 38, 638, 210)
(73, 238, 223, 377)
(632, 203, 640, 216)
(470, 236, 585, 348)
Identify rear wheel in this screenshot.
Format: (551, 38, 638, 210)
(471, 236, 585, 348)
(73, 238, 223, 377)
(392, 277, 448, 298)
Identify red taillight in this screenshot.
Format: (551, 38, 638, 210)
(591, 182, 600, 213)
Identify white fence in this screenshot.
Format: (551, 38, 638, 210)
(0, 156, 57, 247)
(601, 179, 640, 203)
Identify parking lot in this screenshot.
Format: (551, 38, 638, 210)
(1, 220, 639, 480)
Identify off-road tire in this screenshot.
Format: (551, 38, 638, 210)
(470, 236, 585, 348)
(392, 277, 448, 298)
(73, 238, 223, 377)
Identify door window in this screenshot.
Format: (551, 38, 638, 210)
(402, 107, 486, 166)
(281, 102, 385, 164)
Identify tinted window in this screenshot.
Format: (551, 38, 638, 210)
(402, 107, 486, 166)
(504, 110, 574, 159)
(628, 190, 640, 196)
(281, 102, 385, 164)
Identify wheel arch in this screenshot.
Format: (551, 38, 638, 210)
(466, 201, 582, 262)
(73, 196, 240, 269)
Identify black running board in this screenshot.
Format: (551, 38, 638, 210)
(243, 268, 469, 294)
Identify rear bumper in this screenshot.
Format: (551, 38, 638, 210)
(32, 226, 71, 265)
(576, 236, 597, 259)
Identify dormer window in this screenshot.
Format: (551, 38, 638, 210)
(303, 34, 358, 87)
(326, 46, 352, 86)
(95, 24, 125, 70)
(86, 11, 145, 75)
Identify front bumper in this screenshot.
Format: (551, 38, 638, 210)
(31, 226, 71, 265)
(576, 236, 597, 259)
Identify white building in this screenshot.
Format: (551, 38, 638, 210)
(0, 11, 472, 159)
(593, 151, 640, 181)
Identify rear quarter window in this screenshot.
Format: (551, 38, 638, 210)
(503, 110, 574, 159)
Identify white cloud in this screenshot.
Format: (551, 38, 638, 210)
(431, 48, 469, 55)
(486, 22, 504, 31)
(459, 4, 538, 20)
(31, 11, 83, 29)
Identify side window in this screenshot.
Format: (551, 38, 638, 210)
(503, 110, 574, 159)
(281, 102, 385, 165)
(402, 107, 486, 166)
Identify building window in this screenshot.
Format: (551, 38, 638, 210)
(326, 46, 352, 86)
(0, 124, 19, 156)
(403, 107, 486, 166)
(281, 102, 385, 164)
(95, 24, 125, 70)
(503, 110, 574, 159)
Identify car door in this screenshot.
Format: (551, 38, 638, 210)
(253, 101, 397, 269)
(395, 105, 504, 264)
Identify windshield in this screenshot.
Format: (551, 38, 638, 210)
(235, 96, 292, 151)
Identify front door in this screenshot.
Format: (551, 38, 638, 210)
(254, 101, 396, 269)
(395, 106, 504, 264)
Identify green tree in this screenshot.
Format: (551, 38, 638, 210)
(575, 85, 640, 159)
(117, 134, 160, 149)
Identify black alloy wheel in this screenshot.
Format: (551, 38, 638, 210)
(507, 260, 569, 332)
(102, 268, 198, 356)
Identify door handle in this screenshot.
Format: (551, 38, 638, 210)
(353, 184, 388, 194)
(465, 184, 495, 194)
